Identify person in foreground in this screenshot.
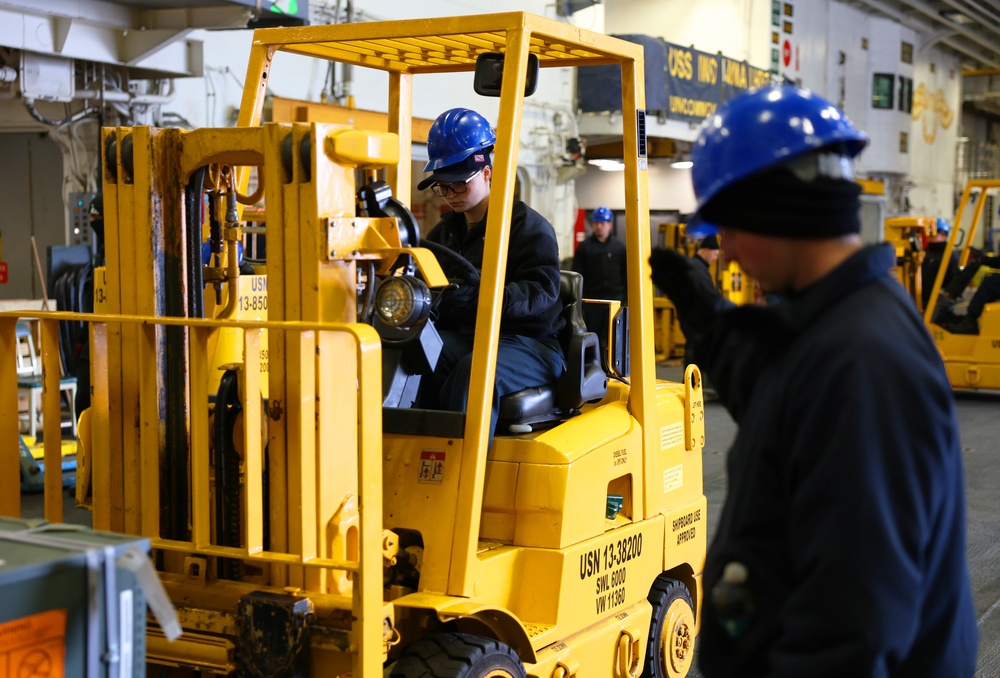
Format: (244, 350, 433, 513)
(417, 107, 564, 442)
(649, 85, 978, 677)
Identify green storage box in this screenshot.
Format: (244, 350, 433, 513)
(0, 518, 150, 677)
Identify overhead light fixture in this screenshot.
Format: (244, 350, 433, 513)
(670, 160, 693, 169)
(940, 9, 975, 25)
(587, 158, 626, 171)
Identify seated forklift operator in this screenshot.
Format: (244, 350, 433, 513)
(920, 218, 960, 311)
(416, 107, 565, 442)
(927, 221, 1000, 334)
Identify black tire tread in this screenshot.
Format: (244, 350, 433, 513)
(390, 631, 525, 678)
(645, 575, 695, 678)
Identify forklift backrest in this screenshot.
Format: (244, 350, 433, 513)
(554, 270, 608, 406)
(497, 270, 607, 430)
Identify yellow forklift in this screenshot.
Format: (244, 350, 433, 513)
(652, 223, 691, 362)
(887, 179, 1000, 390)
(653, 224, 753, 362)
(884, 215, 939, 310)
(0, 12, 706, 677)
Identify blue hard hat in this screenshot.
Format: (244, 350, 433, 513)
(686, 220, 719, 239)
(935, 217, 951, 235)
(592, 206, 613, 223)
(423, 108, 497, 172)
(689, 85, 869, 234)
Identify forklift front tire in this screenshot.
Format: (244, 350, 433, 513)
(645, 576, 696, 678)
(389, 631, 526, 678)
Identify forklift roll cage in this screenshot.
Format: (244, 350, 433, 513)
(233, 11, 662, 599)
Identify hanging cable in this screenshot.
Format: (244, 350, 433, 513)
(50, 262, 94, 377)
(213, 369, 244, 581)
(23, 99, 101, 127)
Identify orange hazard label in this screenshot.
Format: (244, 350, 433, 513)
(0, 609, 66, 678)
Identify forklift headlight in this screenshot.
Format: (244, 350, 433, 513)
(375, 276, 432, 328)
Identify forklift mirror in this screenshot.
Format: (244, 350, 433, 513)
(474, 52, 539, 97)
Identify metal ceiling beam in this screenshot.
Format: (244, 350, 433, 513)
(849, 0, 1000, 69)
(121, 28, 196, 64)
(0, 0, 136, 30)
(893, 0, 1000, 58)
(0, 5, 201, 76)
(846, 0, 932, 30)
(942, 37, 1000, 68)
(958, 0, 1000, 25)
(140, 6, 253, 30)
(0, 0, 254, 31)
(968, 0, 1000, 16)
(919, 27, 958, 52)
(935, 0, 1000, 42)
(122, 7, 251, 63)
(0, 1, 251, 77)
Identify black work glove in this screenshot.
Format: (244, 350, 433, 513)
(440, 280, 480, 313)
(649, 247, 725, 335)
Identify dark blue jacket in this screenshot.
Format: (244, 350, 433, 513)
(572, 234, 628, 302)
(920, 240, 959, 308)
(695, 244, 978, 677)
(426, 200, 564, 339)
(680, 253, 715, 367)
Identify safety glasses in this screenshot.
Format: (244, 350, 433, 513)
(430, 169, 483, 197)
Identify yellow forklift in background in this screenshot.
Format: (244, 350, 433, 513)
(0, 13, 706, 678)
(884, 215, 939, 311)
(653, 224, 753, 361)
(652, 223, 690, 361)
(886, 179, 1000, 390)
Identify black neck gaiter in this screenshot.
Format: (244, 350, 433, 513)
(700, 168, 862, 239)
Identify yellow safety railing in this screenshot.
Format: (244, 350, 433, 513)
(0, 310, 385, 673)
(1, 309, 379, 560)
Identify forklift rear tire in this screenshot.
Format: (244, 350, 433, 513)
(645, 576, 696, 678)
(389, 631, 526, 678)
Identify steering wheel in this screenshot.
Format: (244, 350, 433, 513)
(419, 239, 481, 285)
(381, 196, 421, 248)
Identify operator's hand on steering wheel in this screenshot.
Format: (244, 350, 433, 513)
(649, 247, 724, 335)
(441, 279, 480, 313)
(419, 239, 482, 312)
(420, 240, 480, 284)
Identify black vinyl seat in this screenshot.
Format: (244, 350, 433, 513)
(497, 270, 608, 432)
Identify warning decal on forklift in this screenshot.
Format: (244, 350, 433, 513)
(418, 450, 445, 484)
(663, 465, 683, 493)
(660, 422, 684, 450)
(0, 609, 67, 678)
